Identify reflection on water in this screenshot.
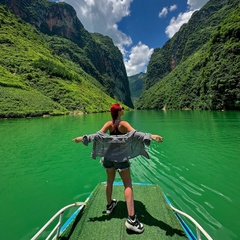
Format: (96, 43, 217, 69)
(0, 111, 239, 240)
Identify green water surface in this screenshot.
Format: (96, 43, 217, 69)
(0, 110, 239, 240)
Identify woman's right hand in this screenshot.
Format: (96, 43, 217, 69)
(151, 135, 163, 143)
(72, 136, 83, 143)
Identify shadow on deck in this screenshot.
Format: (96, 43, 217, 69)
(59, 183, 188, 240)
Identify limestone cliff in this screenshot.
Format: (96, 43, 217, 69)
(1, 0, 133, 107)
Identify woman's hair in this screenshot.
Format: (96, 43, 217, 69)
(110, 103, 122, 121)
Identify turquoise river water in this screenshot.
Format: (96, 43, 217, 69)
(0, 110, 239, 240)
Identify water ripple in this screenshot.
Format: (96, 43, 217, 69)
(201, 184, 232, 203)
(132, 144, 224, 232)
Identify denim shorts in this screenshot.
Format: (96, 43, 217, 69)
(101, 158, 130, 172)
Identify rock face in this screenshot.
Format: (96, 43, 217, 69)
(144, 0, 232, 91)
(136, 0, 240, 110)
(1, 0, 133, 107)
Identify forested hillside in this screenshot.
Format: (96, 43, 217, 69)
(0, 5, 125, 118)
(0, 0, 133, 118)
(137, 0, 240, 110)
(128, 73, 146, 105)
(1, 0, 239, 117)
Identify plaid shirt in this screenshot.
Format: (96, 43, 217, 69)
(82, 130, 152, 162)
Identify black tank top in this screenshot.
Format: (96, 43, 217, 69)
(110, 120, 125, 135)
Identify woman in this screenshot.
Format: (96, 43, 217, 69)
(73, 103, 163, 233)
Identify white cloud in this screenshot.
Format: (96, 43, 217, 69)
(58, 0, 154, 76)
(169, 4, 177, 12)
(56, 0, 210, 76)
(165, 0, 209, 38)
(165, 11, 194, 38)
(159, 5, 177, 18)
(159, 7, 168, 18)
(60, 0, 133, 49)
(187, 0, 209, 10)
(124, 42, 154, 76)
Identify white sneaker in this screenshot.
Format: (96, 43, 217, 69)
(125, 215, 144, 233)
(106, 199, 117, 214)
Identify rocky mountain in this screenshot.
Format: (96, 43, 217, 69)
(0, 0, 133, 116)
(137, 0, 240, 110)
(144, 0, 238, 91)
(128, 72, 146, 104)
(0, 4, 132, 118)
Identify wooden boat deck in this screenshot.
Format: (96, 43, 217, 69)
(59, 183, 188, 240)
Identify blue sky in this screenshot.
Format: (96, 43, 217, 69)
(54, 0, 209, 76)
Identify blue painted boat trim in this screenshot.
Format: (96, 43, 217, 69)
(175, 212, 197, 240)
(60, 206, 83, 233)
(111, 181, 152, 186)
(60, 193, 92, 234)
(164, 195, 197, 240)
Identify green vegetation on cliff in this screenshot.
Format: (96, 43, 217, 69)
(128, 73, 146, 105)
(137, 0, 240, 110)
(0, 5, 119, 118)
(1, 0, 133, 109)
